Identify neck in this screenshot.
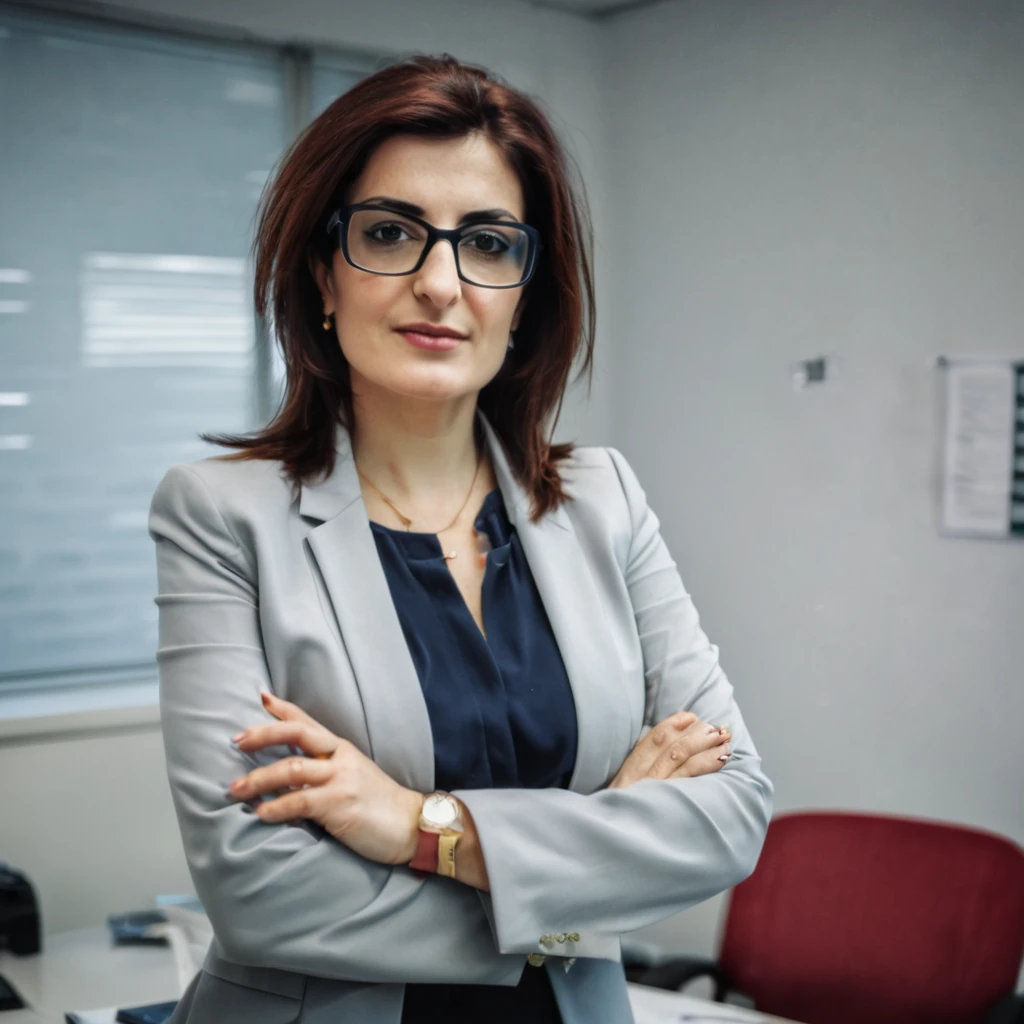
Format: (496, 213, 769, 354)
(349, 387, 484, 509)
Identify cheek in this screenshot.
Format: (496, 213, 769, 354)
(468, 300, 517, 363)
(333, 277, 402, 359)
(335, 268, 398, 320)
(468, 291, 520, 337)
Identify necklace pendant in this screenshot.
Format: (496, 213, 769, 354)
(444, 550, 457, 561)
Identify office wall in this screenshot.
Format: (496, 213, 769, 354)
(602, 0, 1024, 969)
(0, 721, 190, 935)
(2, 0, 612, 934)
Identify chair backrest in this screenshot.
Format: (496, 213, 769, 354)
(719, 811, 1024, 1024)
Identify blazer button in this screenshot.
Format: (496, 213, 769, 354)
(527, 954, 547, 967)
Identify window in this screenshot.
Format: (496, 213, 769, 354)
(0, 6, 378, 718)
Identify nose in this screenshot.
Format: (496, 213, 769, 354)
(412, 237, 462, 307)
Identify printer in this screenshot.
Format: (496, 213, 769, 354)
(0, 862, 40, 955)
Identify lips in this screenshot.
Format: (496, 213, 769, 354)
(397, 329, 463, 352)
(395, 323, 468, 339)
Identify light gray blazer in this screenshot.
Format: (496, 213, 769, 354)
(148, 407, 773, 1024)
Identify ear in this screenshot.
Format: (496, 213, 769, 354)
(307, 251, 337, 314)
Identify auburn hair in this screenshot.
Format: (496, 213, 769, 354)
(202, 53, 596, 523)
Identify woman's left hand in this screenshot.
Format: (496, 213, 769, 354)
(229, 691, 423, 866)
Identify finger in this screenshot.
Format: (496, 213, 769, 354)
(644, 711, 699, 751)
(655, 711, 699, 736)
(253, 787, 318, 824)
(681, 718, 730, 745)
(235, 720, 338, 758)
(231, 755, 334, 801)
(616, 712, 702, 785)
(668, 741, 731, 780)
(260, 691, 320, 726)
(647, 724, 729, 779)
(610, 712, 706, 789)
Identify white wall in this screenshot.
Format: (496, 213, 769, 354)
(603, 0, 1024, 971)
(2, 0, 612, 935)
(0, 718, 191, 934)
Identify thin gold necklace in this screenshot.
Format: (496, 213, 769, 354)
(357, 446, 483, 562)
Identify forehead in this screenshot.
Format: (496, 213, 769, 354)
(349, 133, 525, 221)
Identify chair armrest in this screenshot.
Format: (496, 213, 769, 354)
(983, 992, 1024, 1024)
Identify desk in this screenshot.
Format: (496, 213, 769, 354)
(0, 928, 179, 1024)
(0, 927, 797, 1024)
(627, 982, 798, 1022)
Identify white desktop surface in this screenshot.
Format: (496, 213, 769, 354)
(0, 927, 179, 1023)
(0, 926, 795, 1023)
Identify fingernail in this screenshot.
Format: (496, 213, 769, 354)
(717, 754, 730, 762)
(705, 725, 718, 735)
(231, 731, 245, 743)
(260, 691, 272, 704)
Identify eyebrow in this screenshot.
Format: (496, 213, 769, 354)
(355, 195, 519, 224)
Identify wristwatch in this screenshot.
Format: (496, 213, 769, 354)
(409, 791, 464, 878)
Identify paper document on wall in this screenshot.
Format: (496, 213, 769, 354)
(940, 357, 1024, 538)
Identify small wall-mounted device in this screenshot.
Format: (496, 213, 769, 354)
(792, 354, 841, 390)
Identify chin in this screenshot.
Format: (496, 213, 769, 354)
(373, 370, 484, 404)
(367, 358, 500, 398)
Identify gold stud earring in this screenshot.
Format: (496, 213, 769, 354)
(322, 312, 334, 331)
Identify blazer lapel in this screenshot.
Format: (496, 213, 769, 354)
(300, 410, 628, 799)
(480, 414, 631, 795)
(300, 423, 435, 794)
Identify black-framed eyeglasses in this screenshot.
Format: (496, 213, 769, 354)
(325, 203, 542, 289)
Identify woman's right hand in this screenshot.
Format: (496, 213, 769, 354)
(607, 711, 731, 790)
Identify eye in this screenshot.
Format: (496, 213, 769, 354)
(461, 229, 513, 256)
(365, 221, 414, 245)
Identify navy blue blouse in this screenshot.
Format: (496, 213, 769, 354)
(369, 487, 579, 794)
(370, 486, 577, 1023)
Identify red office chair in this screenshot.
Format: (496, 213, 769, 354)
(629, 811, 1024, 1024)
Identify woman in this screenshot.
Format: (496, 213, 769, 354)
(149, 54, 772, 1024)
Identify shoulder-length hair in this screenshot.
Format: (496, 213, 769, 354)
(203, 53, 596, 523)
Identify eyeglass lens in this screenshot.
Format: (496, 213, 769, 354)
(345, 209, 532, 286)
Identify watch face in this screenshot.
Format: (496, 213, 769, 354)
(422, 793, 459, 828)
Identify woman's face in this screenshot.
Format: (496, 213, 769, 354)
(313, 132, 528, 412)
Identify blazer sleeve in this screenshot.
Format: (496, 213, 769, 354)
(149, 462, 523, 985)
(453, 445, 774, 959)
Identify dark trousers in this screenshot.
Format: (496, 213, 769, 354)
(400, 963, 562, 1022)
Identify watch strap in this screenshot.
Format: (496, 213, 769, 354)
(409, 829, 439, 877)
(438, 832, 460, 878)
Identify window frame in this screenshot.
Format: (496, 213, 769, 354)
(0, 1, 383, 734)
